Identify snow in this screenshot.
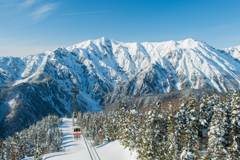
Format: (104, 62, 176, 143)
(223, 45, 240, 61)
(130, 109, 139, 115)
(1, 37, 240, 115)
(232, 110, 240, 114)
(97, 141, 137, 160)
(22, 118, 137, 160)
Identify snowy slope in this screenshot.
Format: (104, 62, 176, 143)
(222, 45, 240, 61)
(22, 118, 137, 160)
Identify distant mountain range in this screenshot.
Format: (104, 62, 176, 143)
(0, 37, 240, 138)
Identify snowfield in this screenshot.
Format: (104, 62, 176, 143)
(23, 118, 137, 160)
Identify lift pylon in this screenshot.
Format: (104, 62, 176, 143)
(71, 88, 79, 115)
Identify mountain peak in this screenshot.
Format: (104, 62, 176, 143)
(101, 36, 109, 42)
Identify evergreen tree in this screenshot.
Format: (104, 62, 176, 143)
(34, 135, 43, 160)
(77, 111, 83, 125)
(12, 133, 21, 160)
(134, 110, 145, 156)
(102, 117, 112, 143)
(228, 92, 240, 159)
(138, 107, 163, 160)
(175, 97, 188, 152)
(166, 106, 180, 160)
(0, 137, 3, 160)
(206, 91, 218, 124)
(116, 106, 126, 141)
(121, 105, 139, 151)
(120, 110, 131, 147)
(199, 93, 209, 138)
(222, 92, 232, 148)
(128, 106, 139, 151)
(206, 95, 228, 160)
(20, 136, 29, 159)
(3, 140, 10, 160)
(9, 142, 15, 160)
(180, 94, 200, 160)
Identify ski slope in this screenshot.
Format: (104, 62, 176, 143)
(23, 118, 137, 160)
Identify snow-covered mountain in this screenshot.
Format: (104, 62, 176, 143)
(222, 45, 240, 61)
(0, 37, 240, 138)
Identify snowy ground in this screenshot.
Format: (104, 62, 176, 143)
(23, 118, 137, 160)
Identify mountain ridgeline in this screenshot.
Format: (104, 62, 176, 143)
(0, 37, 240, 138)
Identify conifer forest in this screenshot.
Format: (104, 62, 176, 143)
(0, 115, 62, 160)
(77, 91, 240, 160)
(0, 91, 240, 160)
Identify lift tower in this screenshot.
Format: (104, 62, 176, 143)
(71, 88, 79, 117)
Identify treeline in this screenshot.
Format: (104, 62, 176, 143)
(0, 115, 62, 160)
(76, 90, 240, 160)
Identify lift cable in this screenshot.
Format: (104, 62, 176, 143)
(82, 133, 94, 160)
(81, 127, 101, 160)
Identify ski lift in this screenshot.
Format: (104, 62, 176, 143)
(73, 126, 81, 141)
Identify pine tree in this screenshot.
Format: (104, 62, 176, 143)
(12, 133, 21, 160)
(180, 94, 200, 160)
(134, 110, 145, 156)
(138, 107, 163, 160)
(166, 106, 180, 160)
(228, 92, 240, 159)
(102, 117, 112, 144)
(206, 95, 228, 160)
(77, 111, 83, 125)
(206, 91, 218, 124)
(21, 136, 30, 159)
(34, 135, 43, 160)
(9, 142, 15, 160)
(175, 97, 188, 152)
(46, 129, 52, 152)
(121, 105, 139, 151)
(128, 106, 139, 151)
(199, 93, 209, 138)
(2, 140, 10, 160)
(0, 137, 3, 160)
(120, 110, 131, 148)
(222, 92, 232, 148)
(116, 106, 126, 141)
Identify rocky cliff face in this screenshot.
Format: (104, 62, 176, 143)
(0, 37, 240, 138)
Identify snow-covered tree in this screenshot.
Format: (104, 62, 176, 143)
(121, 105, 139, 151)
(175, 97, 188, 152)
(166, 105, 180, 160)
(102, 117, 112, 143)
(12, 133, 21, 160)
(0, 137, 3, 160)
(3, 139, 10, 160)
(222, 92, 232, 148)
(228, 93, 240, 159)
(206, 95, 228, 160)
(116, 106, 127, 141)
(199, 93, 209, 139)
(34, 137, 42, 160)
(180, 94, 200, 160)
(138, 107, 163, 160)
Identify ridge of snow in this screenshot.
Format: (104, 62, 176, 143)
(1, 37, 240, 112)
(222, 45, 240, 61)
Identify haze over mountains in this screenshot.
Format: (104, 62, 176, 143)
(0, 37, 240, 138)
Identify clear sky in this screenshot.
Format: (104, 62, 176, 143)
(0, 0, 240, 57)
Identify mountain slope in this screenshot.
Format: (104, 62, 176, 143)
(222, 45, 240, 61)
(0, 37, 240, 138)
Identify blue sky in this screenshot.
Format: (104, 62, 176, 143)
(0, 0, 240, 57)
